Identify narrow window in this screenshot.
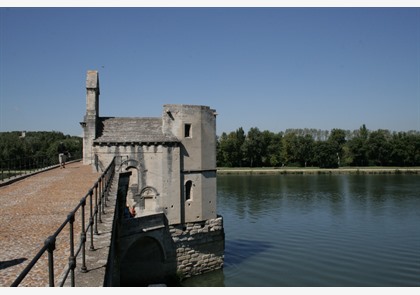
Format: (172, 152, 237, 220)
(185, 180, 192, 201)
(184, 123, 191, 138)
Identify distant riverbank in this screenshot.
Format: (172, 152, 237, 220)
(216, 167, 420, 175)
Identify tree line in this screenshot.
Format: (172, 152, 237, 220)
(0, 131, 82, 165)
(2, 126, 419, 169)
(217, 125, 420, 168)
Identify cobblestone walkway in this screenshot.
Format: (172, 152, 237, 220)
(0, 162, 100, 287)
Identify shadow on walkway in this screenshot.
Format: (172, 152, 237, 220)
(0, 258, 27, 270)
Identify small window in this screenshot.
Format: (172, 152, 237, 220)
(184, 123, 191, 138)
(185, 180, 192, 201)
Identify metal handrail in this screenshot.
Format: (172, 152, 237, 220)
(1, 156, 60, 181)
(10, 157, 116, 287)
(0, 153, 83, 182)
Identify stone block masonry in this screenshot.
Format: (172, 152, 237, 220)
(170, 216, 225, 278)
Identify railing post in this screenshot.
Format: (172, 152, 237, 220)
(103, 172, 108, 208)
(98, 179, 103, 223)
(80, 199, 87, 273)
(68, 213, 76, 287)
(88, 189, 95, 250)
(101, 175, 106, 214)
(102, 170, 109, 209)
(45, 236, 56, 287)
(94, 184, 99, 235)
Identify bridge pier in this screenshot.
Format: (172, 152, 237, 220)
(171, 217, 225, 279)
(105, 171, 224, 286)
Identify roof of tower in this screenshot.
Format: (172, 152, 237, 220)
(93, 117, 178, 144)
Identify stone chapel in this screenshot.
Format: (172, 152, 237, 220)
(80, 70, 218, 225)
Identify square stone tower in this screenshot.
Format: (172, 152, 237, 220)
(162, 105, 217, 223)
(80, 70, 100, 165)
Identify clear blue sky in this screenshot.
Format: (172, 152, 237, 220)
(1, 7, 419, 137)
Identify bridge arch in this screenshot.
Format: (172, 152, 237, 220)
(120, 236, 168, 286)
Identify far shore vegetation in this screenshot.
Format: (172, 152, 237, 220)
(217, 166, 420, 175)
(0, 131, 82, 164)
(217, 124, 420, 169)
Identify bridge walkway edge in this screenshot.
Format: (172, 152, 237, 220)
(61, 171, 120, 287)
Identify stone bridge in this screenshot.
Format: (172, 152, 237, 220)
(0, 161, 224, 287)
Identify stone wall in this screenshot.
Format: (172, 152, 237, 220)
(93, 143, 182, 225)
(170, 216, 225, 278)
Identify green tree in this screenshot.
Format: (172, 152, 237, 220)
(260, 130, 275, 166)
(328, 128, 347, 167)
(242, 127, 263, 167)
(217, 127, 246, 167)
(266, 132, 283, 167)
(313, 141, 339, 168)
(366, 129, 391, 166)
(233, 127, 246, 166)
(296, 134, 314, 167)
(281, 132, 298, 166)
(347, 124, 369, 166)
(217, 132, 233, 167)
(281, 132, 314, 167)
(389, 131, 420, 166)
(389, 132, 409, 166)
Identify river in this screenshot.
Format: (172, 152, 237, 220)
(181, 174, 420, 287)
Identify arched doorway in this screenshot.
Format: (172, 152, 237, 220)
(125, 166, 139, 210)
(118, 158, 141, 212)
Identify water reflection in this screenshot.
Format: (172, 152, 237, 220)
(224, 239, 272, 267)
(219, 174, 351, 219)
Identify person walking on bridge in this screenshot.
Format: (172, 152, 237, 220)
(58, 142, 67, 168)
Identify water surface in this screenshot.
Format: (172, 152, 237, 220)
(182, 174, 420, 287)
